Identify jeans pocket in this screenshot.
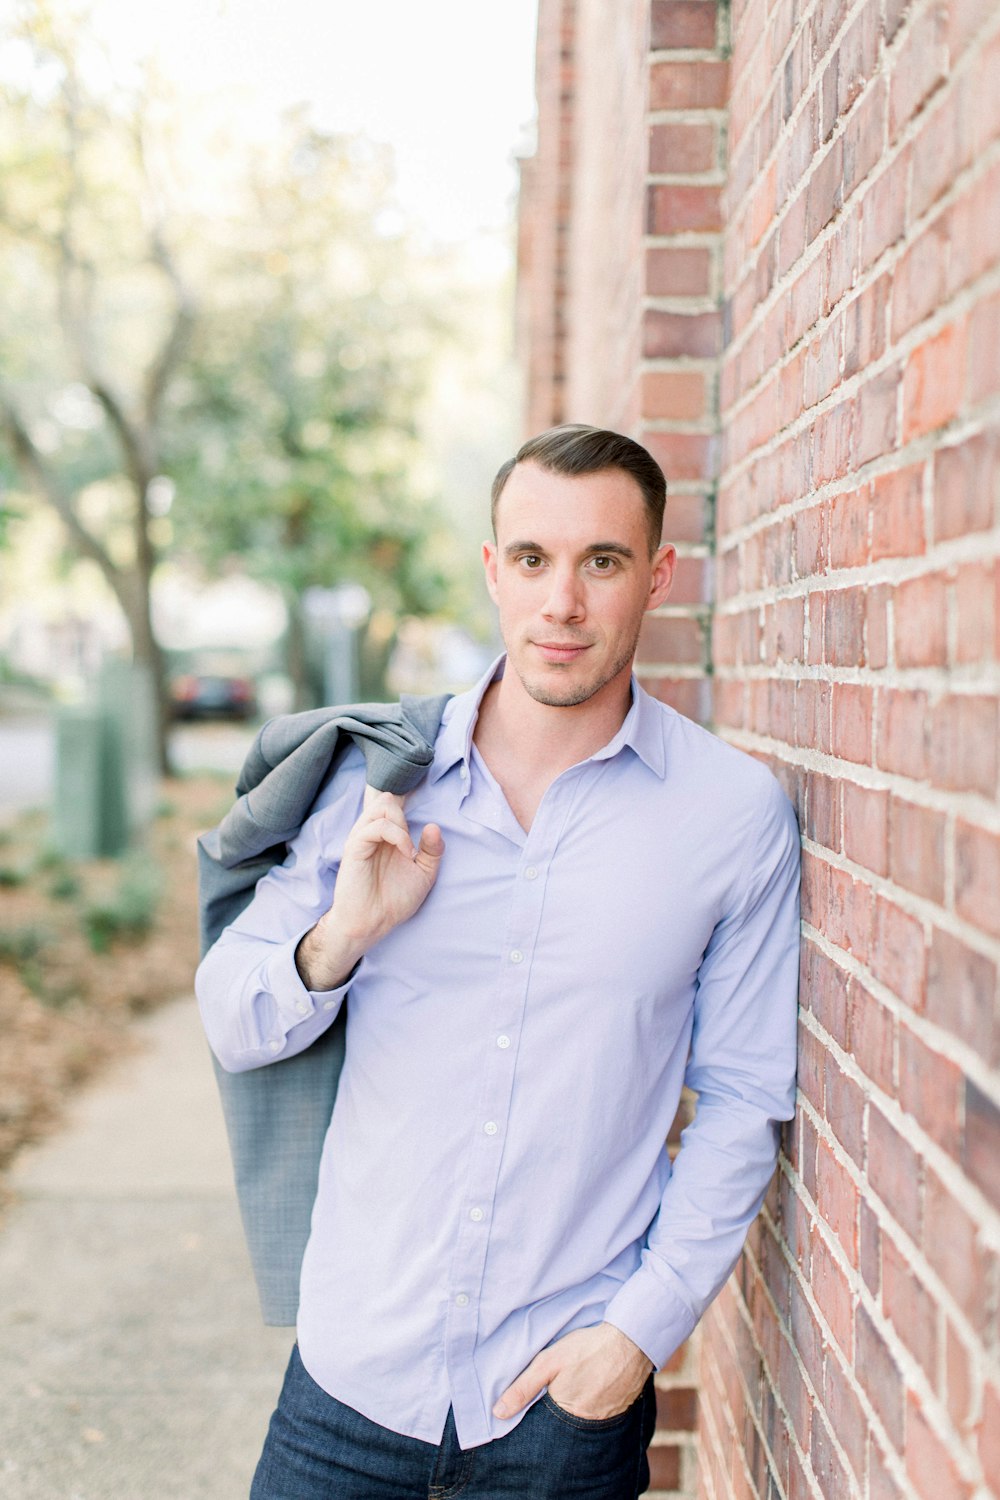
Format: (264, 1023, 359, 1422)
(540, 1390, 639, 1431)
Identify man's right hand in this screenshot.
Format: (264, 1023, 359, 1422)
(295, 790, 445, 992)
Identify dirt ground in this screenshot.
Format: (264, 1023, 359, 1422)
(0, 773, 236, 1184)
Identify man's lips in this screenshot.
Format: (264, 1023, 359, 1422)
(533, 641, 591, 662)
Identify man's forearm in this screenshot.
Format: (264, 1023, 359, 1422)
(295, 911, 365, 992)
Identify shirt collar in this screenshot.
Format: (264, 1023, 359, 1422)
(428, 654, 666, 784)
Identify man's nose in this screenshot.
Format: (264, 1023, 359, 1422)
(541, 566, 585, 622)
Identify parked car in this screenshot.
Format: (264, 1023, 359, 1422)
(169, 654, 258, 721)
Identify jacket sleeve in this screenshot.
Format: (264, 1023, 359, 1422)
(196, 761, 365, 1074)
(603, 773, 801, 1368)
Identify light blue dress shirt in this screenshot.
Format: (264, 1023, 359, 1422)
(197, 657, 801, 1451)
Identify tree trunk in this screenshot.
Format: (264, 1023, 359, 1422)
(284, 593, 313, 712)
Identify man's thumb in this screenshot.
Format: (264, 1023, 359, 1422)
(415, 823, 444, 871)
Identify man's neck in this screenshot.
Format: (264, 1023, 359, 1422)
(471, 662, 634, 828)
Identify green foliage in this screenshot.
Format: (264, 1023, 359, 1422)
(47, 868, 81, 901)
(81, 854, 161, 953)
(0, 864, 28, 886)
(0, 922, 46, 965)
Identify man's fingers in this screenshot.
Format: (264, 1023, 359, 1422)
(415, 823, 444, 873)
(492, 1356, 553, 1419)
(353, 817, 417, 862)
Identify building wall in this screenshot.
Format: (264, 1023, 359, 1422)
(705, 0, 1000, 1494)
(518, 0, 1000, 1496)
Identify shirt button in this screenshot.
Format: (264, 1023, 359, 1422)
(323, 1000, 337, 1011)
(268, 1040, 282, 1054)
(496, 1034, 511, 1049)
(524, 866, 538, 880)
(295, 1000, 309, 1016)
(509, 949, 524, 964)
(469, 1207, 484, 1222)
(455, 1293, 470, 1307)
(460, 765, 470, 781)
(484, 1121, 499, 1136)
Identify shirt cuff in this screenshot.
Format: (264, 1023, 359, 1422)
(603, 1259, 700, 1371)
(263, 930, 358, 1033)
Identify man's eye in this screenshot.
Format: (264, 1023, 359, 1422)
(520, 555, 543, 569)
(590, 556, 616, 572)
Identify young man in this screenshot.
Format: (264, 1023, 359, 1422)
(197, 425, 801, 1499)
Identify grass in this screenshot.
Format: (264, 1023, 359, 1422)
(81, 854, 162, 954)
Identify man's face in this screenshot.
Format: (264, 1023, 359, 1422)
(483, 462, 676, 710)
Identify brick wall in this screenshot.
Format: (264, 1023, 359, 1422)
(518, 0, 1000, 1496)
(705, 0, 1000, 1493)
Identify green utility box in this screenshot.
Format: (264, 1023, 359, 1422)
(53, 664, 157, 859)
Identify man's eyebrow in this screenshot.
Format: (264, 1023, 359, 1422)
(502, 540, 637, 560)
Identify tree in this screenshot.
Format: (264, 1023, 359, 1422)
(0, 6, 194, 770)
(167, 114, 454, 707)
(0, 4, 457, 763)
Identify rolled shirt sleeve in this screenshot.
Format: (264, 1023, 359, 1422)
(603, 773, 801, 1368)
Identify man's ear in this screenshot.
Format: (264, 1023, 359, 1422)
(482, 540, 500, 605)
(646, 543, 677, 612)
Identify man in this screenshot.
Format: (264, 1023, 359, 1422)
(197, 424, 801, 1499)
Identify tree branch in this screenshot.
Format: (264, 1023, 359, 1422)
(0, 395, 132, 617)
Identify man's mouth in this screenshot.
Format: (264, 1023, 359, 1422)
(533, 642, 591, 663)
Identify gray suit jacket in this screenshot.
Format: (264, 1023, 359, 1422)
(197, 693, 451, 1325)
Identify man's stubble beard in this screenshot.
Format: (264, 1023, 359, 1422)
(511, 626, 642, 709)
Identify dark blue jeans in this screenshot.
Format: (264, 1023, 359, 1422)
(251, 1345, 655, 1499)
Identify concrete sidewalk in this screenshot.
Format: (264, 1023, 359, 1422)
(0, 997, 293, 1500)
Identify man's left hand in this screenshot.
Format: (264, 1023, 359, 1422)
(492, 1323, 654, 1421)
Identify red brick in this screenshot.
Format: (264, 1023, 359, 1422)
(868, 1106, 922, 1241)
(871, 463, 925, 561)
(857, 1304, 906, 1452)
(645, 245, 711, 296)
(954, 562, 995, 664)
(892, 217, 950, 340)
(955, 820, 1000, 939)
(876, 688, 929, 778)
(867, 584, 890, 669)
(663, 493, 709, 544)
(832, 682, 873, 763)
(963, 1077, 1000, 1209)
(911, 79, 976, 222)
(905, 1391, 974, 1500)
(883, 1237, 938, 1383)
(860, 1199, 881, 1296)
(825, 862, 874, 963)
(804, 769, 839, 847)
(647, 183, 723, 233)
(765, 596, 805, 663)
(795, 503, 829, 577)
(980, 1380, 1000, 1483)
(894, 573, 948, 667)
(653, 1383, 698, 1429)
(796, 679, 833, 754)
(844, 74, 886, 200)
(806, 138, 844, 243)
(888, 797, 946, 903)
(647, 1442, 681, 1490)
(902, 318, 969, 442)
(823, 587, 866, 666)
(872, 896, 926, 1010)
(650, 0, 719, 49)
(927, 927, 998, 1065)
(849, 982, 896, 1094)
(944, 1321, 975, 1433)
(929, 694, 998, 797)
(855, 365, 899, 466)
(643, 309, 722, 358)
(934, 428, 1000, 541)
(816, 1130, 861, 1254)
(860, 147, 909, 269)
(637, 612, 706, 666)
(829, 486, 870, 569)
(889, 0, 949, 144)
(649, 58, 729, 109)
(822, 1349, 868, 1482)
(643, 430, 716, 481)
(801, 940, 849, 1044)
(869, 1437, 908, 1500)
(811, 1405, 852, 1500)
(842, 782, 889, 876)
(812, 1230, 854, 1360)
(967, 289, 1000, 406)
(924, 1168, 992, 1330)
(844, 274, 890, 379)
(640, 370, 708, 420)
(898, 1021, 964, 1158)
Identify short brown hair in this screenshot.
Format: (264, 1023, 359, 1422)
(490, 424, 667, 553)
